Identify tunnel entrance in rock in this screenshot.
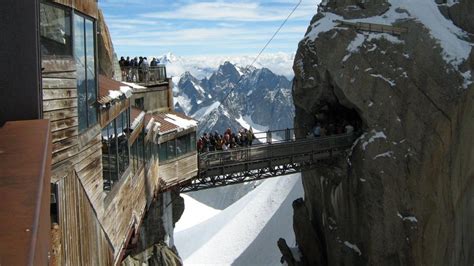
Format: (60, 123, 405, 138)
(314, 102, 363, 135)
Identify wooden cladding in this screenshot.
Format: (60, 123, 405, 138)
(42, 59, 80, 166)
(159, 153, 198, 190)
(56, 169, 113, 265)
(100, 99, 130, 127)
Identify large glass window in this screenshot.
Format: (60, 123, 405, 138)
(75, 13, 97, 132)
(130, 127, 145, 177)
(40, 2, 72, 56)
(158, 132, 197, 163)
(102, 109, 130, 191)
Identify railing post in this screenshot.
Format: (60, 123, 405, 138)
(285, 128, 290, 141)
(267, 130, 272, 144)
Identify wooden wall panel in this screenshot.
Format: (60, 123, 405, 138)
(57, 169, 113, 266)
(100, 99, 130, 127)
(43, 58, 165, 263)
(160, 153, 198, 189)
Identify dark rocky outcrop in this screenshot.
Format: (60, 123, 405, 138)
(320, 0, 390, 19)
(124, 190, 184, 265)
(439, 0, 474, 34)
(290, 0, 473, 265)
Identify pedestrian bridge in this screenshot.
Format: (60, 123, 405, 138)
(172, 131, 357, 192)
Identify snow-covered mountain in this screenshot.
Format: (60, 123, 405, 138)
(172, 61, 295, 136)
(157, 52, 296, 80)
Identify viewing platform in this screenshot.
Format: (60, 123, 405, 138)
(120, 65, 168, 87)
(159, 130, 358, 192)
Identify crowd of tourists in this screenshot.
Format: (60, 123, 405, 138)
(118, 56, 161, 82)
(197, 127, 256, 153)
(310, 121, 354, 138)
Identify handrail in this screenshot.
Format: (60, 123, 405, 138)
(0, 120, 52, 265)
(121, 65, 167, 85)
(198, 132, 356, 172)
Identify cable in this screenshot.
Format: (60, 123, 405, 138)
(219, 0, 303, 106)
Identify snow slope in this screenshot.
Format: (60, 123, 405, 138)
(175, 174, 303, 265)
(175, 195, 221, 232)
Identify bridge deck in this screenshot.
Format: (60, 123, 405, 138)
(168, 133, 357, 192)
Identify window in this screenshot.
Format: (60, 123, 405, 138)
(158, 142, 168, 162)
(135, 97, 144, 110)
(130, 127, 145, 176)
(158, 132, 197, 163)
(102, 109, 130, 191)
(40, 2, 72, 56)
(75, 13, 97, 132)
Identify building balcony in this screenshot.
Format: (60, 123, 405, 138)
(120, 65, 169, 87)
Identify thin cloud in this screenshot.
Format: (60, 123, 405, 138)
(100, 0, 320, 56)
(141, 1, 315, 22)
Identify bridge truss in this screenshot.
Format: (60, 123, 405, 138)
(179, 133, 356, 192)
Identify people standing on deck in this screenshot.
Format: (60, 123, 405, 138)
(130, 57, 138, 82)
(119, 57, 126, 80)
(209, 134, 216, 151)
(313, 123, 321, 137)
(247, 127, 254, 146)
(345, 122, 354, 134)
(137, 57, 143, 82)
(142, 57, 149, 80)
(197, 137, 203, 152)
(203, 133, 210, 152)
(150, 58, 158, 67)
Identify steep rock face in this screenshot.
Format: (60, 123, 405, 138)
(441, 0, 474, 34)
(321, 0, 390, 19)
(127, 190, 184, 265)
(97, 9, 116, 78)
(291, 0, 473, 265)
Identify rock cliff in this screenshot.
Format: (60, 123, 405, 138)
(290, 0, 473, 265)
(97, 9, 117, 78)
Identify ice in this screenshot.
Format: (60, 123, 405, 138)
(343, 241, 362, 256)
(370, 73, 396, 87)
(373, 151, 394, 160)
(362, 130, 387, 150)
(397, 212, 418, 223)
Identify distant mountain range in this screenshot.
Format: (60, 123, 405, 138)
(159, 57, 295, 136)
(157, 52, 296, 80)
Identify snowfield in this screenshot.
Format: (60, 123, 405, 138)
(175, 174, 303, 265)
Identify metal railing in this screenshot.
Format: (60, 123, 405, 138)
(120, 65, 167, 85)
(0, 120, 52, 265)
(198, 132, 356, 173)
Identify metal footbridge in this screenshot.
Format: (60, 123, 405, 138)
(178, 130, 357, 192)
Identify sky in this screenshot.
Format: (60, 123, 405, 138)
(99, 0, 320, 58)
